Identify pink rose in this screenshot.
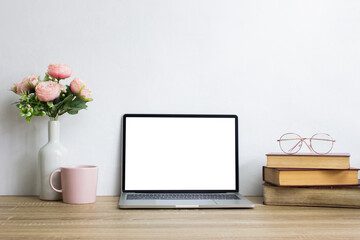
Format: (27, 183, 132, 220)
(16, 74, 39, 94)
(35, 81, 61, 102)
(47, 63, 72, 79)
(11, 83, 19, 93)
(80, 88, 92, 100)
(70, 78, 92, 101)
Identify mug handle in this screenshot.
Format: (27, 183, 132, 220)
(49, 169, 62, 193)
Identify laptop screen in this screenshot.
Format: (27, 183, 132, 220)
(123, 114, 238, 192)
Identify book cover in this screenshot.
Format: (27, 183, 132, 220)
(266, 153, 350, 169)
(262, 166, 359, 186)
(263, 182, 360, 208)
(266, 153, 350, 157)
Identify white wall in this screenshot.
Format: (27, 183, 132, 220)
(1, 0, 360, 196)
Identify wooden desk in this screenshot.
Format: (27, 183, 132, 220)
(1, 196, 360, 239)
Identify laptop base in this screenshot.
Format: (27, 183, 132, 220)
(119, 193, 254, 209)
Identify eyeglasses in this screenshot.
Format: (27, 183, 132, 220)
(277, 133, 336, 154)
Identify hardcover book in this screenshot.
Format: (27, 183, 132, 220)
(263, 183, 360, 208)
(266, 153, 350, 169)
(263, 166, 359, 186)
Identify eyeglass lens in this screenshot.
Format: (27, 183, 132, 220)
(310, 133, 334, 154)
(279, 133, 302, 154)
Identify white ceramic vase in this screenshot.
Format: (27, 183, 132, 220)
(39, 120, 68, 200)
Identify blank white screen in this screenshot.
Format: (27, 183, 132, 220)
(124, 117, 236, 190)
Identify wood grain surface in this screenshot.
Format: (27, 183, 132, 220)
(1, 196, 360, 239)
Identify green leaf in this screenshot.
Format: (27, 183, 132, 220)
(43, 73, 51, 82)
(53, 97, 61, 105)
(32, 110, 39, 116)
(56, 94, 73, 106)
(54, 94, 74, 112)
(68, 97, 87, 110)
(47, 102, 54, 108)
(67, 109, 79, 115)
(26, 116, 32, 122)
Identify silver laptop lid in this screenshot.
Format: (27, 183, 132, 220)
(122, 114, 239, 193)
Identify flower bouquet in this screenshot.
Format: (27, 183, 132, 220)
(10, 64, 93, 200)
(11, 64, 92, 122)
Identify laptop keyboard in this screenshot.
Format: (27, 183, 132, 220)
(127, 193, 240, 200)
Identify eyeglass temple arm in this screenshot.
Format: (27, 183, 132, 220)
(278, 138, 336, 142)
(277, 138, 301, 141)
(288, 139, 303, 153)
(303, 141, 315, 153)
(311, 138, 336, 142)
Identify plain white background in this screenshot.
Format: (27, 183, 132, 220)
(0, 0, 360, 196)
(125, 117, 236, 190)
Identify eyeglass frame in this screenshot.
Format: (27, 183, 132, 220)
(277, 133, 336, 155)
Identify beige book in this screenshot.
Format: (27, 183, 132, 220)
(266, 153, 350, 169)
(263, 166, 359, 186)
(263, 183, 360, 208)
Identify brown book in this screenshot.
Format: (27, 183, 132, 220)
(263, 183, 360, 208)
(263, 166, 359, 186)
(266, 153, 350, 169)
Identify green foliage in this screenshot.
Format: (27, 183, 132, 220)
(12, 71, 92, 122)
(15, 85, 90, 122)
(43, 73, 51, 82)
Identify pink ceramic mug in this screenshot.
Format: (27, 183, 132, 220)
(49, 165, 98, 204)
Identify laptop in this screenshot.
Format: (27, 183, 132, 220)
(119, 114, 254, 209)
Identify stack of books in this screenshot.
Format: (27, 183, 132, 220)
(263, 153, 360, 208)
